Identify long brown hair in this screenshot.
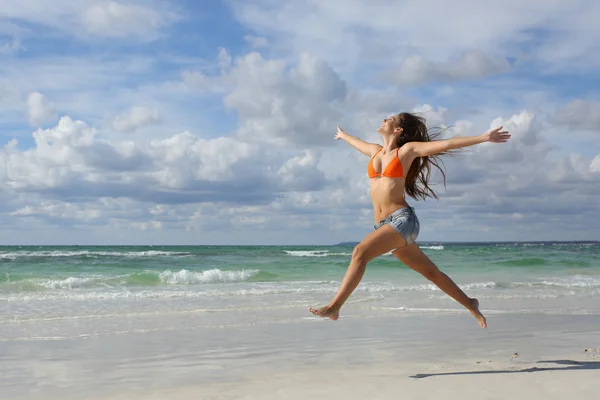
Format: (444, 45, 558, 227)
(393, 112, 453, 201)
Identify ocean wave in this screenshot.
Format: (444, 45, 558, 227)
(10, 269, 261, 291)
(284, 250, 351, 257)
(492, 242, 598, 248)
(36, 276, 110, 289)
(286, 245, 442, 257)
(551, 243, 597, 247)
(3, 276, 599, 302)
(5, 285, 599, 303)
(376, 281, 497, 292)
(0, 250, 193, 260)
(421, 245, 444, 250)
(512, 277, 600, 289)
(1, 279, 498, 301)
(157, 269, 259, 284)
(0, 287, 329, 301)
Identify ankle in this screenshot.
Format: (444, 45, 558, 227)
(467, 298, 478, 309)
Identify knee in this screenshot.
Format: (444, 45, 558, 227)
(351, 245, 370, 266)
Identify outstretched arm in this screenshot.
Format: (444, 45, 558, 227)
(406, 126, 511, 157)
(335, 126, 381, 157)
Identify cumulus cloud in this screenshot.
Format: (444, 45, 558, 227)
(432, 110, 600, 226)
(553, 99, 600, 131)
(0, 116, 329, 208)
(27, 92, 57, 126)
(111, 106, 160, 133)
(182, 50, 348, 144)
(223, 52, 347, 146)
(3, 103, 599, 243)
(277, 150, 328, 191)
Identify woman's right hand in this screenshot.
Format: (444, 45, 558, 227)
(334, 126, 346, 140)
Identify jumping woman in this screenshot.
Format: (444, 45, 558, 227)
(309, 112, 511, 328)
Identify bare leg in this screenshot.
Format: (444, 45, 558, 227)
(309, 225, 407, 320)
(393, 243, 487, 328)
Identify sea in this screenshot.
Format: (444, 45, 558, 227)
(1, 242, 600, 342)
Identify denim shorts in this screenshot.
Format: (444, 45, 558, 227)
(373, 206, 420, 245)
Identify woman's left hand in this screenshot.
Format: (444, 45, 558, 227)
(485, 126, 511, 143)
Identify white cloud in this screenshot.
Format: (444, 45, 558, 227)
(433, 109, 600, 227)
(0, 115, 328, 205)
(11, 202, 102, 221)
(0, 54, 194, 137)
(591, 155, 600, 173)
(227, 0, 600, 74)
(81, 1, 175, 38)
(554, 100, 600, 131)
(389, 51, 511, 86)
(410, 104, 448, 130)
(181, 70, 213, 92)
(2, 104, 600, 244)
(0, 36, 25, 54)
(27, 92, 57, 126)
(223, 52, 347, 146)
(0, 0, 177, 41)
(244, 35, 268, 48)
(217, 47, 232, 70)
(277, 150, 327, 191)
(181, 48, 233, 93)
(130, 220, 162, 231)
(148, 132, 254, 187)
(111, 106, 160, 133)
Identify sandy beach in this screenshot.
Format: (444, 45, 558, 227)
(2, 308, 599, 400)
(122, 357, 600, 400)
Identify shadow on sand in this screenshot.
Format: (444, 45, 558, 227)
(410, 359, 600, 379)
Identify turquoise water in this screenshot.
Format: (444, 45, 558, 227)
(1, 243, 599, 297)
(1, 242, 599, 341)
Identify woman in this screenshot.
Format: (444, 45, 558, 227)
(309, 112, 511, 328)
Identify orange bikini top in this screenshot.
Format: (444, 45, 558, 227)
(368, 148, 404, 179)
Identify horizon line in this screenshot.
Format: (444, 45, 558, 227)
(0, 240, 598, 246)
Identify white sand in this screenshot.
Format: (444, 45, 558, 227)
(103, 356, 600, 400)
(2, 311, 599, 400)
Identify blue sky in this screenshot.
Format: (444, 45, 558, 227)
(1, 0, 599, 245)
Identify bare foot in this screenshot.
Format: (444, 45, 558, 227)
(469, 298, 487, 328)
(308, 305, 339, 320)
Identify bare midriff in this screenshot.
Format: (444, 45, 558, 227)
(369, 177, 410, 223)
